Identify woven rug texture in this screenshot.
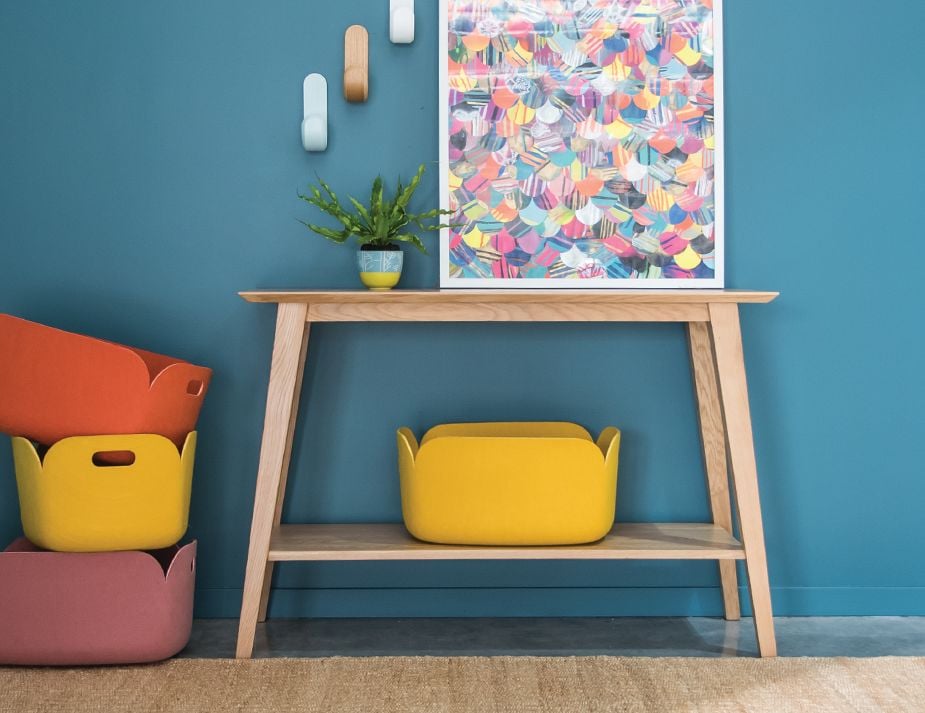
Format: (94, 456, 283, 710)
(1, 656, 923, 713)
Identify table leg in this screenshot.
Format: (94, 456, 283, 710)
(257, 323, 311, 622)
(709, 303, 777, 657)
(236, 302, 309, 659)
(687, 321, 741, 621)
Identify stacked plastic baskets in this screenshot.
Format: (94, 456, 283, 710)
(0, 314, 211, 665)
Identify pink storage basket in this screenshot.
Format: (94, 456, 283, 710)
(0, 313, 211, 448)
(0, 538, 196, 665)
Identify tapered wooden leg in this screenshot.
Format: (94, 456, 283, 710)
(687, 321, 741, 621)
(257, 323, 311, 622)
(709, 303, 777, 657)
(236, 303, 309, 659)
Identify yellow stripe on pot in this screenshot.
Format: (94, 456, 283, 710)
(359, 272, 401, 290)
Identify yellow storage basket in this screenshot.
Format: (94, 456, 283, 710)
(12, 432, 197, 552)
(397, 422, 620, 546)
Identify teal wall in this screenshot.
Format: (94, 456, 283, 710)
(1, 0, 923, 618)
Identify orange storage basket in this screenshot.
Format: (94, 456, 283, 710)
(0, 314, 211, 448)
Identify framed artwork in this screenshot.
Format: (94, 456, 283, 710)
(439, 0, 723, 288)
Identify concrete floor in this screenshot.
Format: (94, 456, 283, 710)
(182, 617, 925, 658)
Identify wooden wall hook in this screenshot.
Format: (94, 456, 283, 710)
(344, 25, 369, 102)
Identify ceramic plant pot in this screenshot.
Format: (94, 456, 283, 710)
(357, 246, 403, 290)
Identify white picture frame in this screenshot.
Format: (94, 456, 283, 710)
(439, 0, 724, 289)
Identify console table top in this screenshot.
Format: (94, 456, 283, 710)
(240, 289, 779, 304)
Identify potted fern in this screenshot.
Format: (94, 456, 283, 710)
(299, 164, 454, 290)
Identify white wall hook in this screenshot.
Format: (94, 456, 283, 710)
(390, 0, 414, 44)
(302, 73, 327, 152)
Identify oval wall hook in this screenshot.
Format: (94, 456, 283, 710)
(302, 73, 327, 152)
(390, 0, 414, 44)
(344, 25, 369, 102)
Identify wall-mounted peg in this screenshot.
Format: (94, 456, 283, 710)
(390, 0, 414, 44)
(302, 73, 327, 151)
(344, 25, 369, 102)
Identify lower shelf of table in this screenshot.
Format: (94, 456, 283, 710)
(268, 523, 745, 562)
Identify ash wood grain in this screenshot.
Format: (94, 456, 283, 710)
(343, 25, 368, 102)
(236, 303, 309, 659)
(240, 289, 779, 305)
(709, 302, 777, 658)
(268, 523, 746, 562)
(257, 323, 311, 623)
(235, 289, 778, 659)
(308, 302, 709, 322)
(688, 321, 741, 621)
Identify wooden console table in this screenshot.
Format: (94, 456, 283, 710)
(236, 289, 779, 658)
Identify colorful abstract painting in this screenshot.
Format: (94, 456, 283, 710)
(439, 0, 723, 288)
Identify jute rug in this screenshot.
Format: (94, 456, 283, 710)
(1, 656, 923, 713)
